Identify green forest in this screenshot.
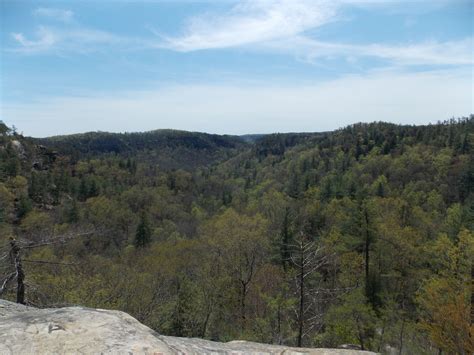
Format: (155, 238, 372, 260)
(0, 118, 472, 354)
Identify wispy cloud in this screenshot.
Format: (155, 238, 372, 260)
(161, 0, 453, 52)
(9, 0, 471, 68)
(11, 6, 146, 54)
(11, 27, 57, 52)
(10, 26, 144, 54)
(266, 36, 474, 66)
(3, 68, 471, 137)
(161, 0, 472, 67)
(34, 7, 74, 23)
(163, 0, 337, 51)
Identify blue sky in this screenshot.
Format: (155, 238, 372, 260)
(0, 0, 472, 137)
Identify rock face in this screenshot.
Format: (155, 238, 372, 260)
(0, 300, 375, 355)
(0, 300, 169, 354)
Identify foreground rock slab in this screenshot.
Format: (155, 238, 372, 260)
(0, 300, 375, 354)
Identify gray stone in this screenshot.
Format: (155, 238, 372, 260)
(9, 140, 26, 159)
(0, 300, 376, 355)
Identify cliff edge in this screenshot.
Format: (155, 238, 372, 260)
(0, 300, 376, 354)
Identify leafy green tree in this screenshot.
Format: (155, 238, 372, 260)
(0, 183, 14, 224)
(417, 229, 474, 354)
(322, 290, 377, 350)
(203, 208, 269, 333)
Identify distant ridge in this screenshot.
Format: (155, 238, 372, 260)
(31, 129, 248, 170)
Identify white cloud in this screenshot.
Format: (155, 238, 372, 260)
(161, 0, 472, 67)
(11, 27, 58, 52)
(12, 23, 471, 68)
(162, 0, 451, 52)
(266, 36, 474, 66)
(10, 26, 138, 54)
(11, 0, 471, 68)
(34, 7, 74, 23)
(2, 68, 471, 137)
(163, 0, 337, 51)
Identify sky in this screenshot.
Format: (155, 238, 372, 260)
(0, 0, 472, 137)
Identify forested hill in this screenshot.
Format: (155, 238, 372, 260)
(0, 117, 473, 354)
(32, 129, 248, 170)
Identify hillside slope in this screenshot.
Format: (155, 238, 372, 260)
(32, 129, 248, 170)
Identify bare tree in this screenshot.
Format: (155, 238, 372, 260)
(289, 231, 333, 347)
(0, 230, 94, 304)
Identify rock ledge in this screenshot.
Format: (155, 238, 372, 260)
(0, 300, 375, 354)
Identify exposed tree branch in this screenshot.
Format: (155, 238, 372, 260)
(0, 272, 16, 295)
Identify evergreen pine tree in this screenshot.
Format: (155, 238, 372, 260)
(17, 194, 32, 219)
(134, 212, 152, 248)
(67, 199, 79, 223)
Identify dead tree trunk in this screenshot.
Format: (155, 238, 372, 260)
(10, 239, 25, 304)
(297, 246, 305, 347)
(0, 231, 93, 305)
(290, 232, 330, 347)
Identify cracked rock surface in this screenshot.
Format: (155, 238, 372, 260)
(0, 300, 375, 354)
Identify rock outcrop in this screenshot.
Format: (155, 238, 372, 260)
(0, 300, 376, 354)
